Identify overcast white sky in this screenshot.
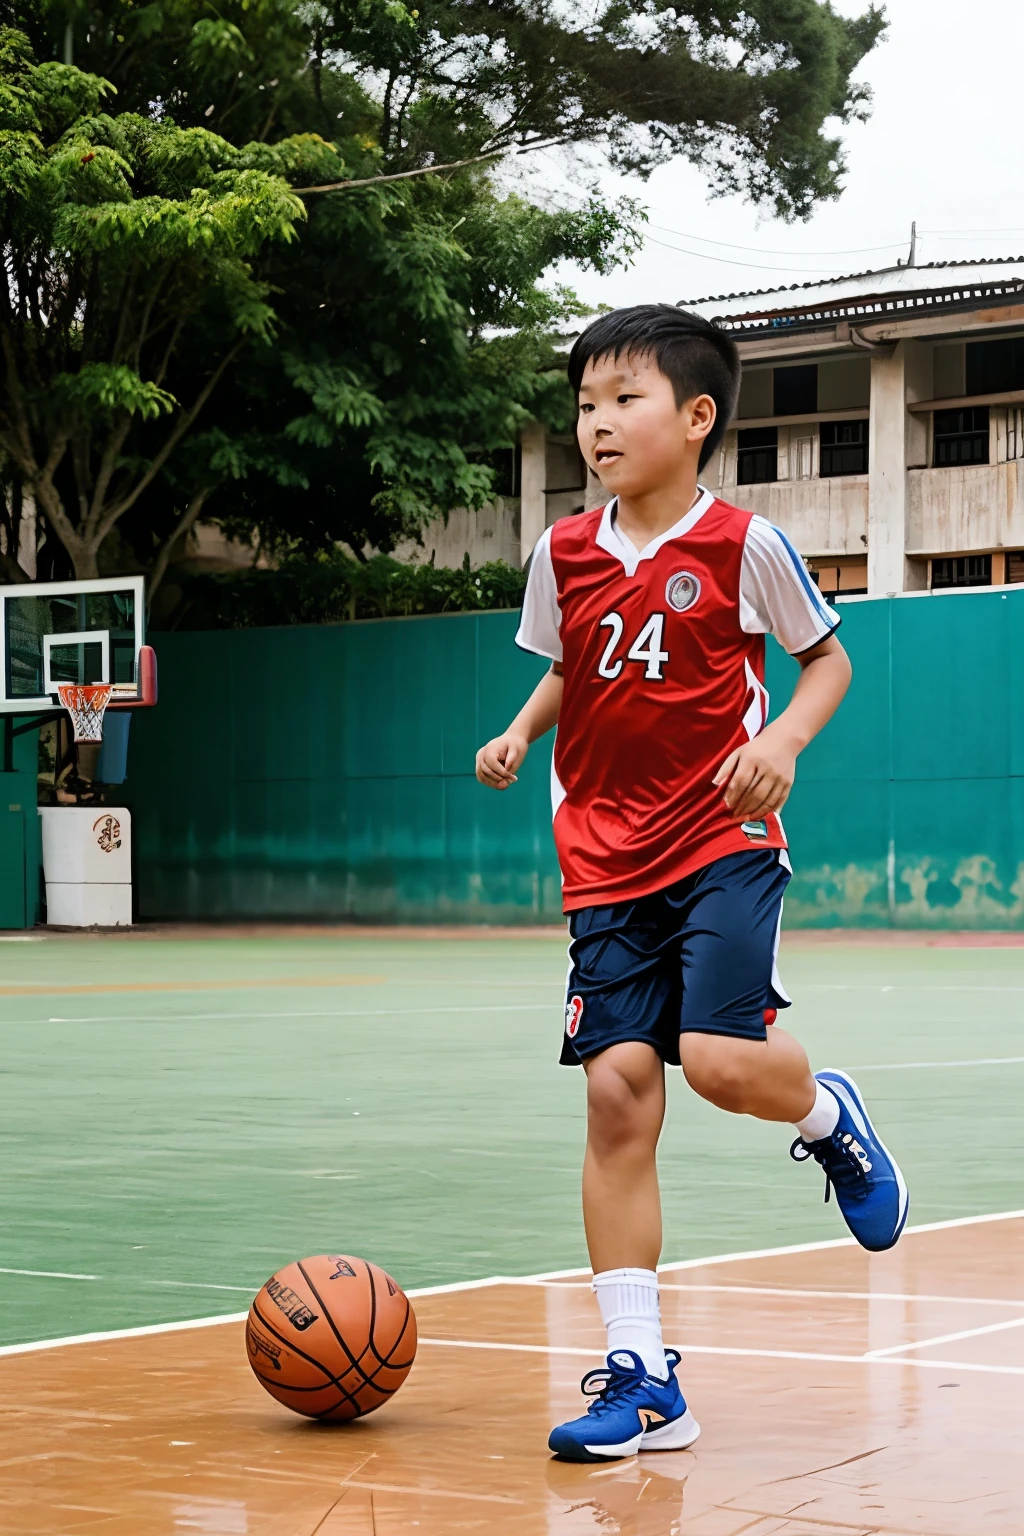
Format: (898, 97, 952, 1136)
(528, 0, 1024, 310)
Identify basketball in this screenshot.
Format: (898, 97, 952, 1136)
(245, 1255, 417, 1420)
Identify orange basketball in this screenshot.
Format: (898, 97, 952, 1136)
(246, 1254, 417, 1420)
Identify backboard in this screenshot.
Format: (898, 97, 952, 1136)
(0, 577, 152, 715)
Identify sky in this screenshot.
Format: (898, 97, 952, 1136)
(521, 0, 1024, 311)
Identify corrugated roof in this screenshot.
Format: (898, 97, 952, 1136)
(683, 257, 1024, 331)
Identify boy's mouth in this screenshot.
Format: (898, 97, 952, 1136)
(595, 447, 623, 466)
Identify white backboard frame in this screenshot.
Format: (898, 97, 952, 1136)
(43, 631, 111, 694)
(0, 576, 145, 715)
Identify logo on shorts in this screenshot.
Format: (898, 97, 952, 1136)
(742, 819, 768, 840)
(665, 571, 701, 613)
(565, 995, 584, 1038)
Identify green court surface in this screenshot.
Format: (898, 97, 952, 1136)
(0, 932, 1020, 1349)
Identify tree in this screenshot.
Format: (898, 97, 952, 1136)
(1, 2, 884, 586)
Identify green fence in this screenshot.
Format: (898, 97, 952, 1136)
(125, 586, 1024, 928)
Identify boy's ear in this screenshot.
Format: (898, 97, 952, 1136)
(686, 393, 717, 441)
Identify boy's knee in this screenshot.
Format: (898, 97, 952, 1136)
(586, 1055, 660, 1153)
(681, 1035, 762, 1113)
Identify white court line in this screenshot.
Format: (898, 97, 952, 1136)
(0, 1313, 249, 1358)
(531, 1282, 1024, 1309)
(418, 1337, 1024, 1379)
(0, 1266, 97, 1281)
(865, 1314, 1024, 1358)
(810, 985, 1024, 993)
(853, 1057, 1024, 1071)
(522, 1208, 1024, 1283)
(146, 1281, 259, 1293)
(1, 1207, 1021, 1360)
(43, 1005, 555, 1024)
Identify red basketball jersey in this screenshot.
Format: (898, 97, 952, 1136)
(516, 490, 837, 910)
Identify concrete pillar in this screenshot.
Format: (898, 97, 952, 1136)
(866, 342, 930, 595)
(519, 420, 547, 564)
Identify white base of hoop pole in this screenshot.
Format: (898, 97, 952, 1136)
(38, 808, 132, 927)
(45, 883, 132, 927)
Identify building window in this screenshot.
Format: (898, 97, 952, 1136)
(737, 427, 778, 484)
(931, 555, 992, 590)
(1007, 552, 1024, 584)
(773, 364, 817, 417)
(480, 446, 521, 497)
(966, 338, 1024, 395)
(819, 420, 868, 477)
(933, 407, 989, 466)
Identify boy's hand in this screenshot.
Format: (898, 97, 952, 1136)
(476, 731, 529, 790)
(713, 726, 797, 822)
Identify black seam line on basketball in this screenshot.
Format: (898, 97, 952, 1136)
(350, 1294, 413, 1386)
(249, 1301, 355, 1396)
(248, 1317, 397, 1397)
(248, 1303, 354, 1397)
(379, 1298, 413, 1372)
(358, 1261, 410, 1374)
(365, 1259, 382, 1368)
(249, 1303, 361, 1410)
(296, 1260, 377, 1391)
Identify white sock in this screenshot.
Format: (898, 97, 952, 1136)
(592, 1267, 667, 1379)
(795, 1081, 841, 1142)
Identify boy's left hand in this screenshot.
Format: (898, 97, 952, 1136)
(713, 727, 797, 822)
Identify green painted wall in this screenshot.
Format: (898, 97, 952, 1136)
(128, 587, 1024, 928)
(0, 727, 42, 930)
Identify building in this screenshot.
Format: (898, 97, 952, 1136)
(688, 257, 1024, 598)
(278, 257, 1024, 581)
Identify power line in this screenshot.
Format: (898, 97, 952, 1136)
(642, 234, 860, 275)
(648, 223, 907, 258)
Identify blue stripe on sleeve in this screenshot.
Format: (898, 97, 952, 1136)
(772, 524, 836, 625)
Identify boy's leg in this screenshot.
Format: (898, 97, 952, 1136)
(583, 1041, 664, 1274)
(675, 849, 908, 1253)
(548, 904, 700, 1461)
(583, 1042, 667, 1380)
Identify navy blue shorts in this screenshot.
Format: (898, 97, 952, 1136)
(561, 849, 792, 1066)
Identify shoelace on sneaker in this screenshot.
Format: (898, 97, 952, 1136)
(578, 1364, 644, 1417)
(578, 1349, 681, 1416)
(790, 1129, 871, 1205)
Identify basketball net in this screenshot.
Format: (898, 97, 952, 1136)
(57, 683, 112, 743)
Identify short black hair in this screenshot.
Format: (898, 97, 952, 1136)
(567, 304, 740, 472)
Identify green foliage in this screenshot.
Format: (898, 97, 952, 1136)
(165, 552, 528, 630)
(0, 0, 884, 583)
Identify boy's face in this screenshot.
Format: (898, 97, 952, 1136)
(576, 350, 715, 497)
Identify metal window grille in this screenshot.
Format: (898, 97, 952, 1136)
(820, 420, 869, 477)
(931, 555, 992, 589)
(737, 427, 778, 485)
(933, 407, 989, 467)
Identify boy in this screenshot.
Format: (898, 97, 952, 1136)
(475, 305, 908, 1463)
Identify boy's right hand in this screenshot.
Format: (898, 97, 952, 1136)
(476, 732, 529, 790)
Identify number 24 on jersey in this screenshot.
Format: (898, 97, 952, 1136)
(597, 611, 669, 682)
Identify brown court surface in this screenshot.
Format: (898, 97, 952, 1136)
(2, 1218, 1023, 1535)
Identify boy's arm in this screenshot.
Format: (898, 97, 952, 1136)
(476, 664, 563, 790)
(713, 634, 850, 822)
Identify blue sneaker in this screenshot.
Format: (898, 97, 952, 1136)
(548, 1349, 700, 1463)
(791, 1068, 909, 1252)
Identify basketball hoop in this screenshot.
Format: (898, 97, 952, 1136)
(57, 683, 113, 743)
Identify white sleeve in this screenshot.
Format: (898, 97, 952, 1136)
(739, 516, 839, 655)
(515, 526, 562, 661)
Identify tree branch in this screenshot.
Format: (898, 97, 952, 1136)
(294, 150, 503, 194)
(95, 342, 243, 543)
(147, 486, 212, 599)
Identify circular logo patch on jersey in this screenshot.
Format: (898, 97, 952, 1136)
(565, 995, 584, 1038)
(665, 570, 701, 612)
